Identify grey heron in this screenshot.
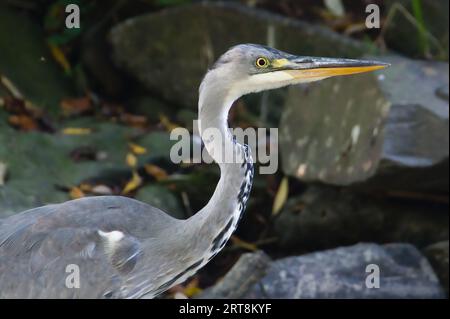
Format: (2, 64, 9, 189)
(0, 44, 388, 298)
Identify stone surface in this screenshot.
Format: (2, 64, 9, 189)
(0, 114, 176, 218)
(109, 2, 370, 109)
(243, 243, 445, 299)
(280, 55, 449, 191)
(385, 0, 449, 61)
(198, 251, 272, 299)
(135, 185, 184, 219)
(128, 95, 178, 124)
(424, 241, 449, 296)
(80, 24, 127, 98)
(0, 162, 6, 186)
(0, 5, 74, 115)
(274, 186, 449, 251)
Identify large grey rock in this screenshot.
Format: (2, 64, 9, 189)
(274, 186, 449, 251)
(109, 2, 370, 109)
(385, 0, 449, 61)
(80, 24, 126, 98)
(244, 243, 445, 299)
(424, 241, 449, 296)
(199, 251, 272, 299)
(0, 115, 176, 217)
(135, 185, 184, 219)
(280, 55, 449, 191)
(0, 5, 74, 115)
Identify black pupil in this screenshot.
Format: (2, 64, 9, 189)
(258, 59, 266, 66)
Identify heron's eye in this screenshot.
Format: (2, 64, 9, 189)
(255, 57, 269, 68)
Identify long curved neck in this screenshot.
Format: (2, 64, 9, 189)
(186, 73, 253, 256)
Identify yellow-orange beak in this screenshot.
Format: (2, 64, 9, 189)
(286, 64, 387, 79)
(273, 56, 389, 80)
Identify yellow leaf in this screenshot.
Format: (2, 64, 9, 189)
(144, 164, 168, 181)
(0, 76, 23, 99)
(184, 286, 202, 297)
(62, 128, 92, 135)
(126, 153, 138, 168)
(122, 171, 142, 194)
(183, 279, 203, 297)
(69, 187, 85, 199)
(48, 43, 71, 74)
(0, 162, 7, 186)
(79, 183, 93, 192)
(230, 235, 258, 251)
(128, 142, 147, 155)
(159, 114, 179, 132)
(272, 177, 289, 216)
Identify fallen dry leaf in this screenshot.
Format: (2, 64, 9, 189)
(324, 0, 345, 17)
(122, 171, 142, 195)
(144, 164, 168, 181)
(0, 162, 7, 186)
(120, 113, 147, 128)
(128, 142, 147, 155)
(79, 183, 93, 192)
(126, 153, 138, 168)
(344, 22, 368, 35)
(62, 128, 92, 135)
(61, 97, 92, 116)
(91, 185, 113, 195)
(183, 278, 203, 297)
(69, 187, 85, 199)
(173, 292, 188, 299)
(2, 96, 26, 113)
(272, 177, 289, 216)
(230, 236, 258, 251)
(159, 114, 179, 132)
(48, 43, 71, 74)
(69, 146, 98, 162)
(3, 96, 42, 116)
(8, 115, 39, 131)
(0, 75, 23, 99)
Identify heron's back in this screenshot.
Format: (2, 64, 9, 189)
(0, 196, 179, 298)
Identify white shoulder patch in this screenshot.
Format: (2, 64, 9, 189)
(97, 229, 142, 274)
(98, 230, 124, 243)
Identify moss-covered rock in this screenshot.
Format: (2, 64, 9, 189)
(274, 186, 449, 252)
(109, 2, 371, 109)
(280, 55, 449, 192)
(0, 114, 176, 217)
(245, 243, 445, 299)
(135, 184, 184, 219)
(385, 0, 449, 61)
(0, 5, 74, 115)
(424, 241, 449, 297)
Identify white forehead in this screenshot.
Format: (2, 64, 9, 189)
(214, 44, 275, 69)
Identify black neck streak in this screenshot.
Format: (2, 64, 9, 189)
(209, 144, 254, 256)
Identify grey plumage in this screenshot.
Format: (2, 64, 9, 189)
(1, 197, 176, 298)
(0, 44, 388, 298)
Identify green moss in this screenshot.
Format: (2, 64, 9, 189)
(0, 5, 74, 116)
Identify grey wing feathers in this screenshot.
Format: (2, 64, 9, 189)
(0, 204, 58, 254)
(0, 196, 175, 298)
(98, 230, 143, 275)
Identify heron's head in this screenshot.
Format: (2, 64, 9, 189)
(202, 44, 389, 101)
